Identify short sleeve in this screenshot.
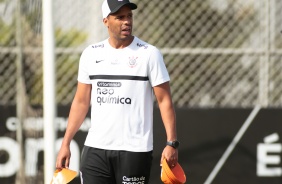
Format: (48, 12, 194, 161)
(77, 48, 91, 84)
(148, 47, 170, 87)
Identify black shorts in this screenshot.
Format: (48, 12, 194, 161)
(80, 146, 153, 184)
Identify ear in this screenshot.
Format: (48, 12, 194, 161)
(103, 18, 108, 27)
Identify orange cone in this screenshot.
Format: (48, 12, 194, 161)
(161, 159, 186, 184)
(50, 168, 77, 184)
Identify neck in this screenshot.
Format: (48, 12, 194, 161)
(108, 36, 134, 49)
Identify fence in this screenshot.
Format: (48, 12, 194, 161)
(1, 0, 282, 184)
(1, 0, 282, 108)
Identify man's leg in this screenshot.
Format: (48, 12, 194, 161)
(112, 150, 153, 184)
(80, 146, 115, 184)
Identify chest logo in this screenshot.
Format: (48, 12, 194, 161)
(111, 59, 120, 65)
(128, 56, 138, 68)
(96, 60, 104, 63)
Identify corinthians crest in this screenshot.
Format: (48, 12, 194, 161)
(128, 56, 138, 68)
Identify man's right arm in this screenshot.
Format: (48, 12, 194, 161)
(56, 82, 91, 169)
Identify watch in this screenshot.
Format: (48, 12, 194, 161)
(166, 140, 180, 149)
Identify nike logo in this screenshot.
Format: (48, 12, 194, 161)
(96, 60, 104, 63)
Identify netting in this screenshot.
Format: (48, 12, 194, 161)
(1, 0, 282, 108)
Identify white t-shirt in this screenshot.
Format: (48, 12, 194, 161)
(78, 36, 170, 152)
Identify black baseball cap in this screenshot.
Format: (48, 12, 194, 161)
(102, 0, 137, 18)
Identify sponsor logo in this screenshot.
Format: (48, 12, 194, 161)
(111, 59, 120, 65)
(96, 60, 104, 63)
(257, 133, 282, 177)
(0, 136, 81, 178)
(128, 56, 138, 68)
(92, 44, 104, 48)
(122, 176, 146, 184)
(96, 88, 131, 105)
(97, 82, 122, 87)
(137, 43, 148, 49)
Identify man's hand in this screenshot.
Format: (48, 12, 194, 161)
(56, 145, 71, 169)
(160, 145, 178, 168)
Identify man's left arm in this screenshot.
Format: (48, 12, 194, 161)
(153, 81, 178, 168)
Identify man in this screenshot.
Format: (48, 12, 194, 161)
(56, 0, 179, 183)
